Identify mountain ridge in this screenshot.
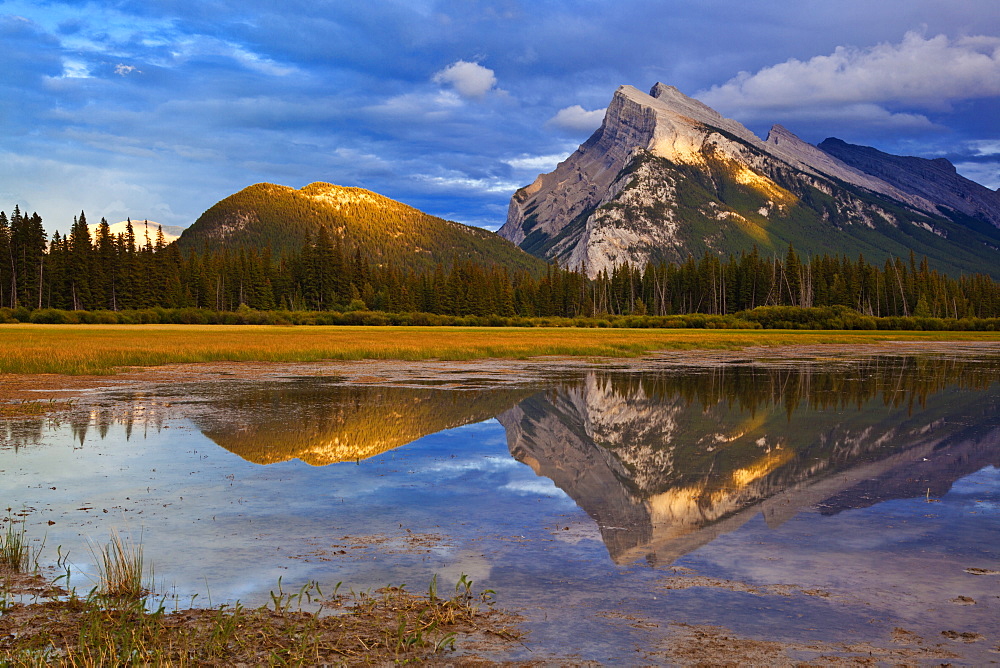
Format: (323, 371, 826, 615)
(499, 83, 1000, 279)
(817, 137, 1000, 230)
(177, 181, 548, 275)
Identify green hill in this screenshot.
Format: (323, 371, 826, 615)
(177, 182, 548, 275)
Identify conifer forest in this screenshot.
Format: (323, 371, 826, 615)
(2, 207, 1000, 327)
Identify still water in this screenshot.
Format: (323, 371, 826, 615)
(2, 352, 999, 663)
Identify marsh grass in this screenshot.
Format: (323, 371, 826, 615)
(2, 324, 998, 376)
(89, 528, 147, 602)
(0, 570, 521, 666)
(0, 400, 68, 419)
(0, 522, 31, 572)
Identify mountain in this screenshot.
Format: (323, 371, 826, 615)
(177, 181, 547, 274)
(817, 137, 1000, 231)
(499, 83, 1000, 278)
(88, 219, 185, 245)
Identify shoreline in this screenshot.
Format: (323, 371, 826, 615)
(3, 339, 1000, 407)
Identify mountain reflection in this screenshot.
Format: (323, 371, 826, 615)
(7, 356, 997, 570)
(497, 357, 1000, 566)
(194, 382, 536, 465)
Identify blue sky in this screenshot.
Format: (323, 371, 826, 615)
(2, 0, 999, 233)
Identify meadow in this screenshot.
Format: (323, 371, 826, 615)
(3, 324, 1000, 375)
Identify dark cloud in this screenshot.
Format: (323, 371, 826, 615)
(1, 0, 998, 230)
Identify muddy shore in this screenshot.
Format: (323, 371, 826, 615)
(4, 340, 1000, 406)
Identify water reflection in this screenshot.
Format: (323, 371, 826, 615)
(499, 358, 1000, 565)
(190, 382, 538, 465)
(2, 354, 999, 663)
(4, 355, 997, 573)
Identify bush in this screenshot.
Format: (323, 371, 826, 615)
(29, 308, 80, 324)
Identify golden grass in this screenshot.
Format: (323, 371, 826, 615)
(1, 324, 999, 376)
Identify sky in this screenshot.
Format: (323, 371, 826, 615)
(2, 1, 999, 234)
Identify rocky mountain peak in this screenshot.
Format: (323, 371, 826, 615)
(931, 157, 957, 173)
(499, 82, 1000, 278)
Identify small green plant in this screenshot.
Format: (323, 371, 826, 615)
(1, 521, 29, 571)
(90, 528, 148, 602)
(0, 518, 42, 572)
(269, 576, 322, 614)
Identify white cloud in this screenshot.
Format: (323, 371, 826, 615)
(60, 59, 90, 78)
(699, 32, 1000, 116)
(114, 64, 140, 76)
(954, 161, 1000, 190)
(759, 103, 937, 130)
(547, 104, 605, 132)
(367, 90, 464, 120)
(968, 140, 1000, 157)
(162, 36, 298, 77)
(432, 60, 498, 100)
(415, 172, 522, 194)
(500, 479, 568, 497)
(503, 153, 570, 172)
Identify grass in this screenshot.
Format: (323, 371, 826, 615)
(90, 528, 147, 602)
(1, 324, 999, 376)
(0, 522, 31, 572)
(0, 526, 522, 665)
(0, 400, 70, 419)
(1, 567, 519, 666)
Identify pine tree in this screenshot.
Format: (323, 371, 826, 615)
(0, 211, 10, 308)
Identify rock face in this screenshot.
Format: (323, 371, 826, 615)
(499, 83, 1000, 278)
(818, 138, 1000, 230)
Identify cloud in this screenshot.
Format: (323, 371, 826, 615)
(953, 161, 1000, 190)
(414, 173, 522, 195)
(762, 103, 937, 131)
(114, 64, 140, 76)
(547, 104, 605, 132)
(432, 60, 498, 99)
(699, 32, 1000, 117)
(366, 90, 464, 120)
(968, 140, 1000, 157)
(503, 153, 571, 172)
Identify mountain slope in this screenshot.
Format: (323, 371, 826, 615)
(817, 137, 1000, 231)
(177, 182, 547, 274)
(499, 84, 1000, 278)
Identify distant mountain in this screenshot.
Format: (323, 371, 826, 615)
(499, 83, 1000, 278)
(88, 219, 185, 245)
(817, 137, 1000, 231)
(177, 181, 547, 274)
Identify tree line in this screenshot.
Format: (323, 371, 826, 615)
(2, 207, 1000, 322)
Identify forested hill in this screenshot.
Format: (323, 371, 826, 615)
(176, 182, 547, 275)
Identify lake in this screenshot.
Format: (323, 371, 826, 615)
(2, 349, 999, 663)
